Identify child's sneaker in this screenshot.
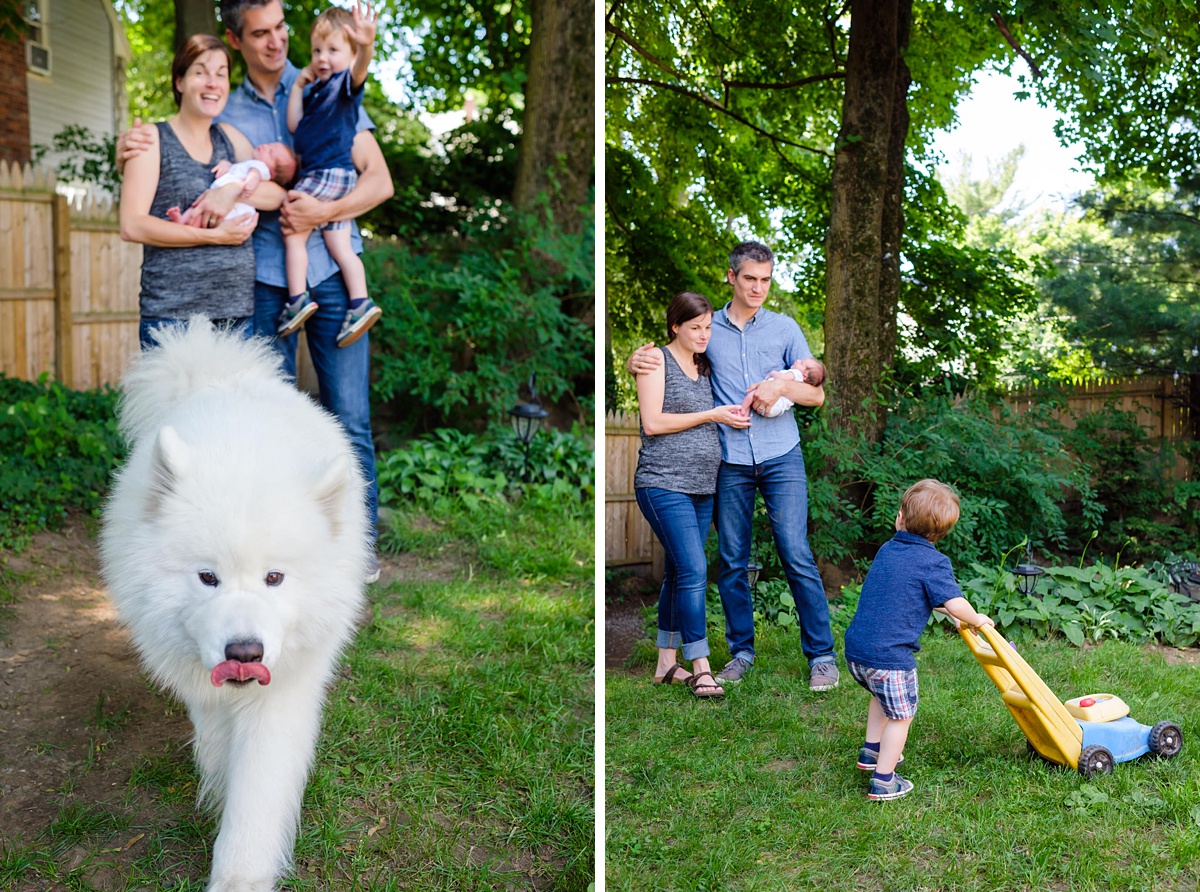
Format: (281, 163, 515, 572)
(856, 748, 905, 771)
(278, 294, 318, 337)
(867, 773, 914, 801)
(337, 298, 382, 348)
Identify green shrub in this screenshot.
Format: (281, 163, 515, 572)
(0, 375, 123, 552)
(363, 205, 594, 432)
(30, 125, 120, 196)
(376, 424, 594, 514)
(1059, 400, 1189, 559)
(831, 543, 1200, 649)
(752, 577, 800, 630)
(770, 389, 1100, 578)
(959, 545, 1200, 648)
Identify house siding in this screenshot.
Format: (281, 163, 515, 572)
(26, 0, 121, 160)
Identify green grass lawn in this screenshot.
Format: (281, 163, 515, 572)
(0, 498, 594, 891)
(606, 620, 1200, 891)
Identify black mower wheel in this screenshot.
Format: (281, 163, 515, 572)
(1078, 744, 1115, 779)
(1149, 721, 1183, 758)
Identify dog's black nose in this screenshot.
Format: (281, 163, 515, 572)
(225, 640, 264, 663)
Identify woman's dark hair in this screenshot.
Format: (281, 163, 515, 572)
(665, 291, 714, 377)
(172, 35, 232, 108)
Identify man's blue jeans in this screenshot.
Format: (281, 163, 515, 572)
(716, 445, 834, 666)
(636, 487, 714, 661)
(253, 277, 378, 540)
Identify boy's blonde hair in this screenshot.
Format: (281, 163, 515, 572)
(900, 479, 960, 543)
(311, 7, 355, 44)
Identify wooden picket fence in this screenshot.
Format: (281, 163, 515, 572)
(605, 376, 1194, 570)
(604, 411, 665, 578)
(0, 161, 141, 390)
(1007, 374, 1192, 441)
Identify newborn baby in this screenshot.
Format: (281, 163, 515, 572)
(740, 358, 826, 418)
(166, 141, 297, 225)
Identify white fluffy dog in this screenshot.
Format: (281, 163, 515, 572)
(100, 319, 371, 891)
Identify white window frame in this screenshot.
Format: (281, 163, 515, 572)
(25, 0, 50, 77)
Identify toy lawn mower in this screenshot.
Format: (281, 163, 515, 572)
(959, 623, 1182, 778)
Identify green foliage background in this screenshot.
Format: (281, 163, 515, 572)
(0, 377, 124, 552)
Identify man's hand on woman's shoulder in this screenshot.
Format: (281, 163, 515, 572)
(115, 118, 158, 176)
(626, 343, 662, 377)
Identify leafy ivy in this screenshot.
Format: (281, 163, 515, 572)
(0, 375, 124, 553)
(364, 202, 594, 432)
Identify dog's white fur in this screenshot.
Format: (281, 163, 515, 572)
(100, 319, 371, 891)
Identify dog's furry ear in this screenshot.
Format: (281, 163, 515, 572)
(147, 426, 189, 515)
(313, 455, 353, 537)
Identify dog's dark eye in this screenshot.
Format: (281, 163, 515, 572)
(265, 571, 284, 587)
(198, 571, 219, 587)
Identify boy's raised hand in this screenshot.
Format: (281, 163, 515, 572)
(344, 0, 378, 49)
(295, 63, 318, 87)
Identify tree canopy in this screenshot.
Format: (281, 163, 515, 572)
(606, 0, 1200, 430)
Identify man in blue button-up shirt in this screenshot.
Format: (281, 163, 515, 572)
(628, 241, 838, 690)
(221, 0, 392, 579)
(120, 0, 394, 579)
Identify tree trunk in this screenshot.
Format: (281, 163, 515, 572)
(875, 0, 912, 441)
(173, 0, 218, 52)
(512, 0, 594, 234)
(823, 0, 910, 444)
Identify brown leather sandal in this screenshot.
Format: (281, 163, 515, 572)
(687, 671, 725, 698)
(653, 663, 691, 685)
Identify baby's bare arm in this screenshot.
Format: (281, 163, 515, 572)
(241, 168, 263, 198)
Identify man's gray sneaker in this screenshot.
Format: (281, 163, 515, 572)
(715, 657, 753, 684)
(809, 661, 839, 691)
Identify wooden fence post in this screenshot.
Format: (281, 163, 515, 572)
(52, 192, 72, 385)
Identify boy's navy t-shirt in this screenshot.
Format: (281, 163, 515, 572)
(295, 69, 363, 175)
(843, 530, 962, 671)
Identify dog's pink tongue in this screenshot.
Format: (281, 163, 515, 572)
(210, 660, 271, 687)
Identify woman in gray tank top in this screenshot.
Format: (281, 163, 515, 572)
(120, 35, 285, 349)
(635, 292, 751, 698)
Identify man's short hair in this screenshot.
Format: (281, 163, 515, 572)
(729, 241, 774, 275)
(900, 479, 960, 543)
(219, 0, 277, 37)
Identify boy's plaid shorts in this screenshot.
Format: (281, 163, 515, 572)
(848, 661, 919, 720)
(293, 168, 358, 230)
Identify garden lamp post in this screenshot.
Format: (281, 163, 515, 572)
(747, 560, 762, 593)
(1011, 543, 1045, 596)
(508, 374, 549, 482)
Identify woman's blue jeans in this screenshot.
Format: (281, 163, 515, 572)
(636, 487, 714, 661)
(716, 444, 834, 666)
(139, 316, 252, 350)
